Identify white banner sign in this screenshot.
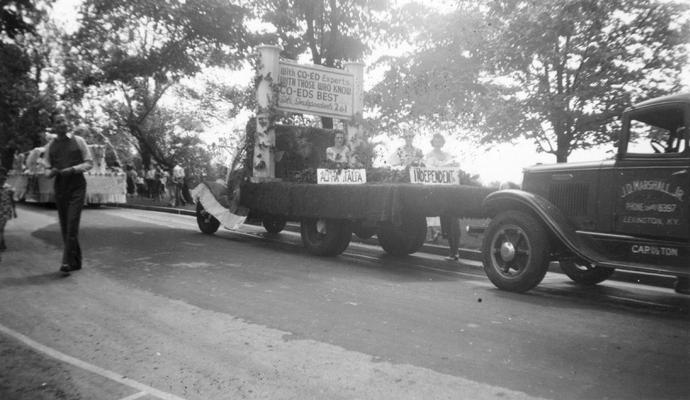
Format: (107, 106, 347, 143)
(317, 169, 366, 184)
(277, 60, 356, 119)
(409, 167, 460, 185)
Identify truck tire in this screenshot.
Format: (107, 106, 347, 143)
(559, 260, 615, 285)
(263, 215, 287, 234)
(301, 218, 352, 256)
(378, 214, 427, 256)
(482, 210, 550, 293)
(196, 202, 220, 235)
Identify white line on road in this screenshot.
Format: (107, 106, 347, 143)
(0, 323, 186, 400)
(118, 391, 149, 400)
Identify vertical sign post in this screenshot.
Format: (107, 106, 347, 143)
(254, 45, 281, 181)
(343, 62, 365, 156)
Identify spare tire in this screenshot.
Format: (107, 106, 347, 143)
(196, 202, 220, 234)
(377, 214, 427, 256)
(263, 215, 287, 234)
(301, 218, 352, 256)
(560, 259, 615, 285)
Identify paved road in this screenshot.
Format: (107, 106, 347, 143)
(0, 205, 688, 400)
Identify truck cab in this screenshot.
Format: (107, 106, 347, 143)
(481, 93, 690, 293)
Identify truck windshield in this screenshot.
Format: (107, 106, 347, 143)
(626, 106, 687, 155)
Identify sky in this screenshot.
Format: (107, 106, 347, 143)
(51, 0, 689, 185)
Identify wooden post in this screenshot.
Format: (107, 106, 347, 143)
(254, 45, 281, 181)
(344, 62, 365, 163)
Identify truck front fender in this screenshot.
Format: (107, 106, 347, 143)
(483, 190, 602, 265)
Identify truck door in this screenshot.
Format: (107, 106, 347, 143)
(612, 103, 689, 242)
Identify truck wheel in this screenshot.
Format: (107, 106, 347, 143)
(378, 214, 427, 256)
(301, 218, 352, 256)
(196, 202, 220, 234)
(263, 215, 287, 234)
(560, 260, 614, 285)
(482, 211, 550, 292)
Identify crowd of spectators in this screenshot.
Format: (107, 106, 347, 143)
(125, 163, 192, 207)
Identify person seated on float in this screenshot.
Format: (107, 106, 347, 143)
(424, 133, 458, 168)
(424, 133, 461, 261)
(326, 130, 351, 167)
(388, 123, 423, 168)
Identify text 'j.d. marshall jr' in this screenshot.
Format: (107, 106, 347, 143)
(480, 92, 690, 294)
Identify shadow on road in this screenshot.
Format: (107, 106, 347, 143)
(0, 271, 71, 288)
(489, 282, 690, 317)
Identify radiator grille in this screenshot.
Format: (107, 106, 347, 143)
(548, 183, 589, 216)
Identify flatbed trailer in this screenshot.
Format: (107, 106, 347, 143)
(193, 180, 493, 256)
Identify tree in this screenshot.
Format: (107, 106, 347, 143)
(0, 0, 55, 169)
(65, 0, 250, 168)
(0, 0, 41, 38)
(367, 3, 485, 135)
(372, 0, 690, 162)
(254, 0, 393, 128)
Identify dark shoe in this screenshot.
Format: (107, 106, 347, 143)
(675, 277, 690, 295)
(444, 254, 459, 261)
(59, 264, 81, 275)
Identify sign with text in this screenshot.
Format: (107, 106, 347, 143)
(317, 169, 366, 184)
(277, 60, 356, 119)
(409, 167, 460, 185)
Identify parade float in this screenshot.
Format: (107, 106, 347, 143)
(8, 142, 127, 205)
(191, 45, 493, 256)
(191, 46, 689, 296)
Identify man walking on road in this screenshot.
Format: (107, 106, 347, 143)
(44, 113, 93, 275)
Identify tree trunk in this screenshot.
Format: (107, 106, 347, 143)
(140, 145, 152, 170)
(556, 152, 568, 163)
(554, 124, 570, 163)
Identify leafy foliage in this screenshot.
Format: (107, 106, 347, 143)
(256, 0, 389, 66)
(64, 0, 251, 168)
(0, 0, 55, 169)
(0, 0, 42, 39)
(371, 0, 690, 162)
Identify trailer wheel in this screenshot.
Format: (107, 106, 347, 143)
(560, 260, 615, 285)
(301, 218, 352, 256)
(482, 211, 550, 293)
(378, 214, 427, 256)
(196, 202, 220, 234)
(262, 215, 287, 234)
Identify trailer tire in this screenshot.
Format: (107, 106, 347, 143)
(263, 215, 287, 234)
(196, 202, 220, 234)
(378, 214, 427, 256)
(301, 218, 352, 256)
(560, 260, 615, 285)
(482, 210, 550, 293)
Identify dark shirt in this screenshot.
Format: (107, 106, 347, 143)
(45, 135, 93, 172)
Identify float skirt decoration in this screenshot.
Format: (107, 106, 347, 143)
(191, 181, 247, 230)
(7, 172, 126, 204)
